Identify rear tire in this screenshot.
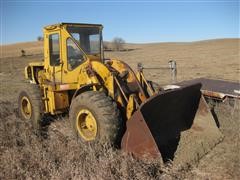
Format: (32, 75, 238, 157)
(69, 91, 122, 146)
(18, 84, 43, 132)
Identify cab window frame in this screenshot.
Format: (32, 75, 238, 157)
(49, 33, 61, 66)
(66, 37, 86, 71)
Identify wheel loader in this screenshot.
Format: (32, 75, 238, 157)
(18, 23, 223, 165)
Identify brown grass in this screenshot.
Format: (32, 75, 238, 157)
(0, 100, 239, 179)
(0, 41, 43, 58)
(0, 101, 185, 179)
(185, 100, 240, 179)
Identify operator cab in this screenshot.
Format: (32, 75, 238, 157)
(43, 23, 104, 83)
(44, 23, 104, 71)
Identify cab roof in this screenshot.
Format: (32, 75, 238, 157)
(44, 22, 103, 30)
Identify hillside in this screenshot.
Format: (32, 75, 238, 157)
(1, 38, 239, 84)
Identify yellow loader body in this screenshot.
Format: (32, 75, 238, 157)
(20, 22, 222, 164)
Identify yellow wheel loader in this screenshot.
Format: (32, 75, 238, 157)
(18, 23, 222, 165)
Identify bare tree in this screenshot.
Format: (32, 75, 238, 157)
(21, 49, 26, 57)
(103, 42, 109, 51)
(112, 37, 125, 51)
(37, 36, 44, 41)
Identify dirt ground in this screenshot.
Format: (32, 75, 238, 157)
(0, 38, 239, 179)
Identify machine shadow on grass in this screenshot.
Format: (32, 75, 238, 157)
(39, 113, 69, 139)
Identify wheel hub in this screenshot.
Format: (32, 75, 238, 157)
(21, 96, 32, 120)
(76, 109, 97, 141)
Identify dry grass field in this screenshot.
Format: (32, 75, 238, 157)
(0, 38, 239, 179)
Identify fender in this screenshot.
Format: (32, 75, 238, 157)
(72, 84, 98, 99)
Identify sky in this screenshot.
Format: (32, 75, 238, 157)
(0, 0, 239, 44)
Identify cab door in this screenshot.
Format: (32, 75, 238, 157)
(44, 31, 63, 83)
(61, 29, 87, 84)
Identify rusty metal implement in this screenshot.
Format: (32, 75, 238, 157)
(121, 83, 223, 164)
(177, 78, 240, 100)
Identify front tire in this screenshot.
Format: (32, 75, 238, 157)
(18, 84, 43, 131)
(69, 91, 122, 145)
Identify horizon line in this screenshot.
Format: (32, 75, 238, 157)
(1, 37, 239, 46)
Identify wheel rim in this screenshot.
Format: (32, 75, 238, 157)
(21, 96, 32, 120)
(76, 109, 97, 141)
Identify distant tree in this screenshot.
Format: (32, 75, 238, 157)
(37, 36, 44, 41)
(112, 37, 125, 51)
(21, 49, 26, 56)
(103, 42, 109, 50)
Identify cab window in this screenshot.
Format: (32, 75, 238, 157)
(67, 26, 101, 55)
(67, 38, 85, 70)
(49, 34, 60, 66)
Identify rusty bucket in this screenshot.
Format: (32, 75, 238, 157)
(121, 83, 223, 165)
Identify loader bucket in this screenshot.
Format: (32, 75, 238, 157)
(121, 83, 223, 165)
